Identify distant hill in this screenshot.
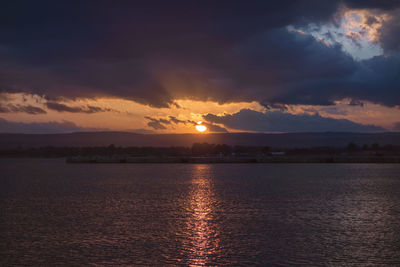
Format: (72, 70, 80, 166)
(1, 132, 400, 149)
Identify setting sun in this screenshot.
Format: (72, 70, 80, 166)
(195, 122, 207, 132)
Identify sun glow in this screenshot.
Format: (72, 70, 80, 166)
(195, 122, 207, 132)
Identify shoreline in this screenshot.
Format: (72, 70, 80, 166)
(65, 156, 400, 164)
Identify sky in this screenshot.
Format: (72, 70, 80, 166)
(0, 0, 399, 134)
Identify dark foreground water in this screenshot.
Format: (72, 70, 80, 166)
(1, 159, 400, 266)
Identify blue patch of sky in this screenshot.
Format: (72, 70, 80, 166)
(287, 21, 383, 61)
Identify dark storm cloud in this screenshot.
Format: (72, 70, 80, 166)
(343, 0, 400, 10)
(0, 103, 46, 114)
(204, 109, 384, 133)
(231, 29, 400, 107)
(377, 9, 400, 53)
(0, 1, 399, 108)
(46, 102, 113, 113)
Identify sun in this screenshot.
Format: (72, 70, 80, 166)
(195, 121, 207, 132)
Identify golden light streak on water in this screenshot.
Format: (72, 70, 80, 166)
(186, 165, 220, 266)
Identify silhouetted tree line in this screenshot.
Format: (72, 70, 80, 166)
(0, 142, 399, 158)
(191, 143, 271, 155)
(346, 142, 397, 151)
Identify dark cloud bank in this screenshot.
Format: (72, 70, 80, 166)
(0, 0, 399, 108)
(204, 109, 384, 133)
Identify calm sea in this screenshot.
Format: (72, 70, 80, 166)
(1, 159, 400, 266)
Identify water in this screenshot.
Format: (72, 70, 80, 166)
(1, 159, 400, 266)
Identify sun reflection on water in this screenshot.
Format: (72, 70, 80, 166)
(186, 164, 220, 266)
